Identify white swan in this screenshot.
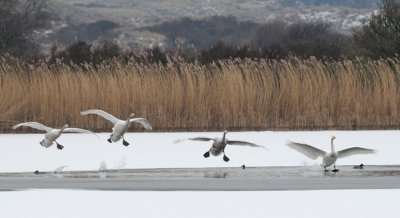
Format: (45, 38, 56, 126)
(286, 136, 376, 172)
(13, 122, 93, 149)
(174, 130, 266, 162)
(80, 109, 152, 146)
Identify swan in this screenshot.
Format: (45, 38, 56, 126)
(80, 109, 152, 146)
(174, 130, 266, 162)
(286, 136, 376, 172)
(13, 122, 93, 149)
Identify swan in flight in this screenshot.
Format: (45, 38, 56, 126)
(174, 130, 266, 162)
(286, 136, 376, 172)
(80, 109, 152, 146)
(13, 122, 93, 149)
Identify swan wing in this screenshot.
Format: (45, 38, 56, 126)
(63, 128, 100, 139)
(338, 147, 376, 158)
(130, 118, 153, 130)
(13, 122, 52, 133)
(80, 109, 119, 125)
(227, 140, 267, 150)
(286, 141, 326, 160)
(173, 137, 213, 144)
(63, 128, 94, 134)
(189, 137, 214, 142)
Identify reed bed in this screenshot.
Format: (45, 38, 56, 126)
(1, 57, 400, 132)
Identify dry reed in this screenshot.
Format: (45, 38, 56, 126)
(1, 57, 400, 132)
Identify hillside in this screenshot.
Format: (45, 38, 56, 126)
(43, 0, 379, 49)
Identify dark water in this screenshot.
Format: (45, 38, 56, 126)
(1, 165, 400, 191)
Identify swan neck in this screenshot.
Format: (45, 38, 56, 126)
(127, 115, 133, 123)
(331, 138, 335, 153)
(222, 132, 227, 142)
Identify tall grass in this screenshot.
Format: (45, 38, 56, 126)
(1, 57, 400, 132)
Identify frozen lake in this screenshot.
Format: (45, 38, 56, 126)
(1, 165, 400, 190)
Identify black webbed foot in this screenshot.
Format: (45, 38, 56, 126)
(223, 155, 230, 162)
(107, 138, 112, 143)
(56, 143, 64, 150)
(122, 139, 130, 146)
(203, 151, 210, 158)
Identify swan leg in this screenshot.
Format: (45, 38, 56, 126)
(55, 141, 64, 150)
(332, 165, 339, 173)
(203, 151, 210, 158)
(324, 166, 328, 172)
(223, 150, 230, 162)
(122, 135, 130, 146)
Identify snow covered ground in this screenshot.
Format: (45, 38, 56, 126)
(1, 130, 399, 217)
(0, 130, 399, 172)
(1, 189, 398, 218)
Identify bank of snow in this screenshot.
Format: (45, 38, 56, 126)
(1, 189, 398, 218)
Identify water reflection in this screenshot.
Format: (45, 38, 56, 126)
(98, 161, 107, 179)
(204, 172, 229, 178)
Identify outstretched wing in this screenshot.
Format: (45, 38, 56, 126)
(227, 140, 267, 150)
(13, 122, 52, 133)
(63, 128, 100, 139)
(173, 137, 214, 144)
(188, 137, 214, 142)
(80, 109, 119, 125)
(338, 147, 376, 158)
(286, 141, 326, 160)
(63, 128, 94, 134)
(130, 118, 152, 130)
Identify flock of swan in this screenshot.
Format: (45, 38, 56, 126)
(12, 109, 376, 172)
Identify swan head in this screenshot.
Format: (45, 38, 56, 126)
(224, 130, 228, 134)
(331, 135, 336, 140)
(62, 124, 69, 129)
(129, 113, 135, 119)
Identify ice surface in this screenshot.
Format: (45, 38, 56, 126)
(0, 131, 398, 172)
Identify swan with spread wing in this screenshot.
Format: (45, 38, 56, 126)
(286, 136, 376, 172)
(13, 122, 93, 150)
(80, 109, 152, 146)
(174, 130, 266, 162)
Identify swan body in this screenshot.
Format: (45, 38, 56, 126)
(286, 136, 376, 171)
(80, 109, 152, 146)
(174, 130, 266, 162)
(13, 122, 93, 149)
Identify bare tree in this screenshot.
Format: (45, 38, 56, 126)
(0, 0, 49, 58)
(353, 0, 400, 57)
